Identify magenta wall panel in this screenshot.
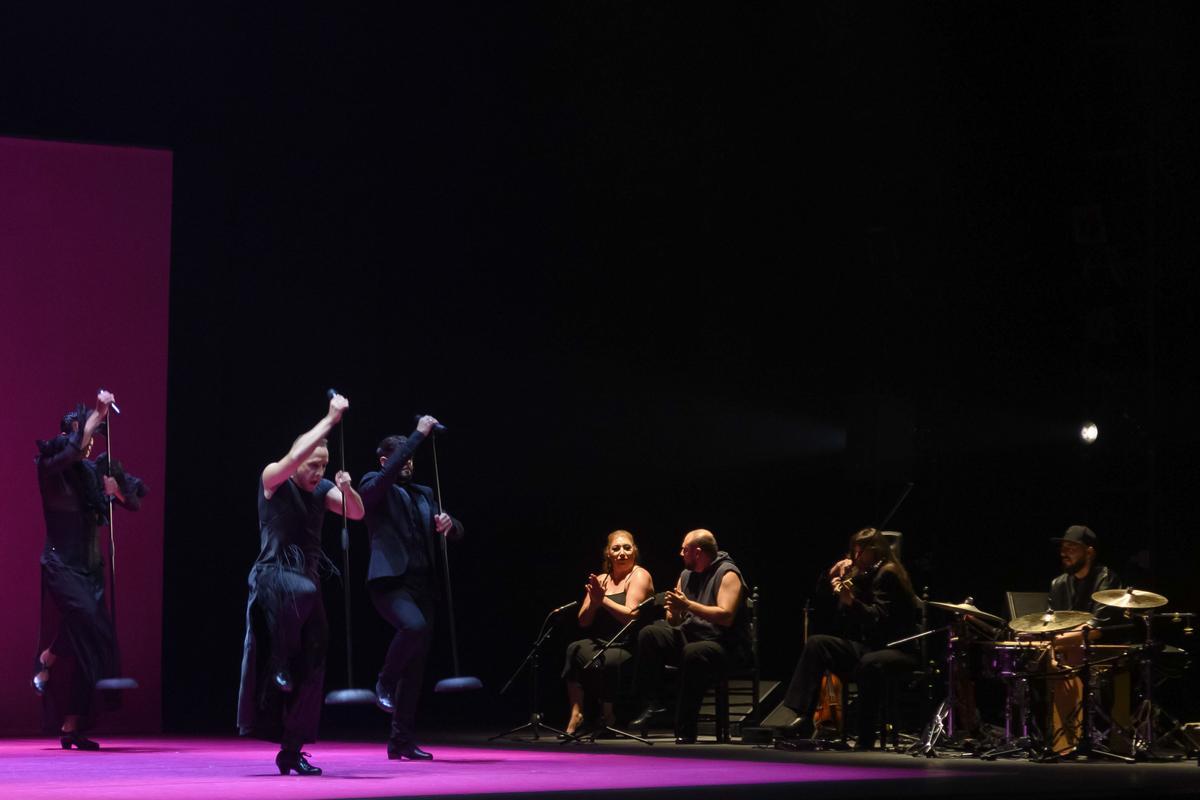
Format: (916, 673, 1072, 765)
(0, 136, 172, 734)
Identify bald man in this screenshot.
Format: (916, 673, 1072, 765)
(630, 530, 750, 743)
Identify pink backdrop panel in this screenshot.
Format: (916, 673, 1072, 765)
(0, 136, 172, 734)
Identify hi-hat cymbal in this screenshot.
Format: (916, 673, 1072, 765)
(926, 600, 1005, 625)
(1009, 610, 1093, 635)
(1092, 588, 1168, 609)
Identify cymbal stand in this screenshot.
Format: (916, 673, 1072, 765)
(1128, 612, 1194, 761)
(890, 624, 956, 757)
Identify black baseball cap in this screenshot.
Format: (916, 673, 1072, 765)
(1050, 525, 1097, 547)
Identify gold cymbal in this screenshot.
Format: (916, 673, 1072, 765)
(1092, 588, 1168, 609)
(925, 600, 1005, 625)
(1009, 610, 1093, 635)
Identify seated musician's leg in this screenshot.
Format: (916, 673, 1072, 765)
(781, 634, 860, 737)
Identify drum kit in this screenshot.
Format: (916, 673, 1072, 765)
(902, 588, 1196, 762)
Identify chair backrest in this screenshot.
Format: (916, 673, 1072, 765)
(1006, 591, 1047, 620)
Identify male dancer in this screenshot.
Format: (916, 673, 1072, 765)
(34, 389, 145, 750)
(359, 415, 463, 760)
(237, 393, 364, 776)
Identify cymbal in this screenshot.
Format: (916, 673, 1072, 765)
(1009, 610, 1093, 635)
(1092, 588, 1168, 609)
(926, 600, 1005, 625)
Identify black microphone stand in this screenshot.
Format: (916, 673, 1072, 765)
(489, 607, 576, 742)
(572, 599, 656, 746)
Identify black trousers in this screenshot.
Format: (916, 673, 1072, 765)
(255, 569, 328, 750)
(562, 638, 634, 712)
(370, 576, 434, 745)
(783, 633, 916, 741)
(634, 621, 733, 737)
(41, 559, 118, 725)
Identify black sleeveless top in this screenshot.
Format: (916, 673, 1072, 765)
(252, 476, 334, 581)
(586, 591, 634, 644)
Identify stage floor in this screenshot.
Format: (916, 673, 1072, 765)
(1, 734, 1197, 800)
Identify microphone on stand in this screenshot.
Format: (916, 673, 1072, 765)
(98, 389, 121, 415)
(638, 592, 667, 610)
(550, 600, 580, 615)
(414, 414, 448, 434)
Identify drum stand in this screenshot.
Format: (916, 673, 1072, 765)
(1059, 628, 1133, 763)
(980, 669, 1056, 761)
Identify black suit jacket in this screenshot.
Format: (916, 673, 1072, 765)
(358, 430, 464, 583)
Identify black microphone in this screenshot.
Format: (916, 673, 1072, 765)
(326, 388, 339, 400)
(551, 600, 579, 615)
(638, 592, 667, 610)
(414, 414, 448, 434)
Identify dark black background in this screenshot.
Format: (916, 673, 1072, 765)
(3, 2, 1199, 733)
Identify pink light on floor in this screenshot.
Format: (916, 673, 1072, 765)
(0, 736, 932, 800)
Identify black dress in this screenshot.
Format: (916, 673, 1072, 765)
(35, 430, 143, 732)
(563, 591, 638, 710)
(237, 476, 334, 749)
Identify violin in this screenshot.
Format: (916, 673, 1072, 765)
(812, 672, 844, 734)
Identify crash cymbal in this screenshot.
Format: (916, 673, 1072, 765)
(1092, 588, 1168, 609)
(926, 600, 1005, 625)
(1009, 610, 1093, 635)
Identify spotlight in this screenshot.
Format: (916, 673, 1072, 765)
(1080, 421, 1099, 445)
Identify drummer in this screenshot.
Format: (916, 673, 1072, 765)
(1047, 525, 1123, 647)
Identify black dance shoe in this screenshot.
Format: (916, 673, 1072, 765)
(674, 735, 698, 745)
(272, 670, 293, 693)
(32, 656, 51, 696)
(375, 680, 394, 713)
(60, 733, 100, 751)
(629, 706, 667, 734)
(276, 750, 322, 776)
(387, 742, 433, 760)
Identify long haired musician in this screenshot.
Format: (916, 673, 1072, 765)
(778, 527, 920, 750)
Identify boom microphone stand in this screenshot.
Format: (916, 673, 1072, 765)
(490, 604, 578, 741)
(95, 397, 138, 692)
(324, 391, 376, 706)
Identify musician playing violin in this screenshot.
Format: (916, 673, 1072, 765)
(778, 528, 920, 750)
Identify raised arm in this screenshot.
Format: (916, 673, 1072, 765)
(39, 392, 113, 477)
(262, 394, 347, 494)
(357, 416, 438, 510)
(325, 470, 365, 520)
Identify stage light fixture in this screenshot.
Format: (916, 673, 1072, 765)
(1080, 421, 1099, 445)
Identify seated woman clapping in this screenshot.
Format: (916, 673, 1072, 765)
(562, 530, 654, 735)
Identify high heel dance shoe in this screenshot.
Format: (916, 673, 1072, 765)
(276, 749, 322, 776)
(60, 733, 100, 751)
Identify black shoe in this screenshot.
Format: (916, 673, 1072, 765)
(273, 670, 293, 693)
(388, 742, 433, 760)
(375, 680, 394, 713)
(674, 735, 698, 745)
(780, 715, 813, 739)
(276, 750, 322, 775)
(630, 706, 667, 733)
(60, 733, 100, 751)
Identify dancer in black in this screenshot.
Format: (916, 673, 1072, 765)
(237, 393, 364, 776)
(34, 389, 146, 750)
(358, 415, 463, 760)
